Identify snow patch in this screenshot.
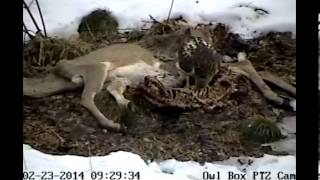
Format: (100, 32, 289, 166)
(23, 144, 296, 180)
(290, 100, 296, 112)
(23, 0, 295, 39)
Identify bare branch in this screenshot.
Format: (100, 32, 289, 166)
(23, 0, 43, 37)
(35, 0, 47, 37)
(23, 21, 34, 39)
(166, 0, 175, 23)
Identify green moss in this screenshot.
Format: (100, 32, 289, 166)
(242, 115, 284, 144)
(78, 9, 118, 42)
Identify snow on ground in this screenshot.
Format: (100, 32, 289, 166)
(23, 0, 295, 39)
(262, 116, 296, 155)
(23, 144, 295, 180)
(22, 115, 296, 180)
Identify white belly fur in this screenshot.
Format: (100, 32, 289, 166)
(108, 61, 178, 87)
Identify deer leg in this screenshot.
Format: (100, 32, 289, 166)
(106, 78, 131, 111)
(228, 60, 285, 106)
(258, 71, 296, 96)
(55, 60, 121, 130)
(185, 76, 191, 88)
(106, 78, 137, 129)
(80, 63, 121, 131)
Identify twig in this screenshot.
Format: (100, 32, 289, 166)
(149, 15, 160, 24)
(23, 22, 33, 40)
(166, 0, 175, 23)
(35, 0, 47, 37)
(38, 36, 44, 66)
(48, 129, 65, 144)
(23, 0, 43, 36)
(23, 26, 37, 35)
(59, 46, 67, 59)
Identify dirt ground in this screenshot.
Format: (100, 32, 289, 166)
(23, 31, 296, 162)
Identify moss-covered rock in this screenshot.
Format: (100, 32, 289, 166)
(241, 115, 284, 144)
(78, 9, 119, 42)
